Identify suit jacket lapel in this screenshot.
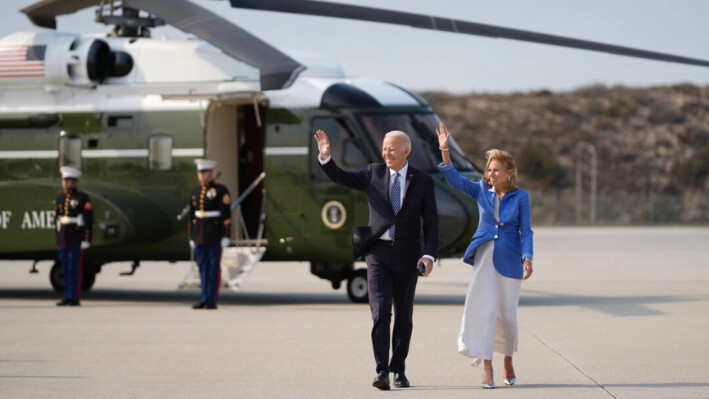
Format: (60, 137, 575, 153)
(404, 170, 414, 198)
(482, 181, 496, 207)
(382, 165, 394, 213)
(400, 169, 415, 210)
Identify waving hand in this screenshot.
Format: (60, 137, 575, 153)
(436, 122, 452, 165)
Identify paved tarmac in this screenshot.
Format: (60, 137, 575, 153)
(1, 227, 708, 399)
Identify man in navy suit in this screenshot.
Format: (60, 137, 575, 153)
(314, 129, 439, 390)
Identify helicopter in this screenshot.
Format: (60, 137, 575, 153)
(1, 0, 708, 303)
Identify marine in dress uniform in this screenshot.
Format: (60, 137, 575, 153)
(188, 159, 232, 309)
(55, 166, 93, 307)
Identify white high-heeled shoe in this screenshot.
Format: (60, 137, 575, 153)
(504, 377, 516, 386)
(482, 382, 496, 389)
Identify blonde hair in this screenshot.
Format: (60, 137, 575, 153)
(484, 149, 517, 193)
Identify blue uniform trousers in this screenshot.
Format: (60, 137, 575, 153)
(194, 243, 222, 305)
(58, 247, 82, 301)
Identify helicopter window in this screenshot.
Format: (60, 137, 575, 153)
(342, 139, 367, 167)
(413, 114, 475, 171)
(107, 115, 134, 129)
(58, 136, 82, 169)
(309, 117, 366, 181)
(357, 113, 437, 171)
(148, 134, 173, 171)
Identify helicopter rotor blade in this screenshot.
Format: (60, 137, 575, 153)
(20, 0, 305, 90)
(129, 0, 304, 90)
(21, 0, 102, 29)
(229, 0, 709, 68)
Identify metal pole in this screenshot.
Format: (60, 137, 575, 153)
(575, 147, 582, 225)
(649, 190, 654, 224)
(575, 143, 598, 226)
(588, 144, 597, 225)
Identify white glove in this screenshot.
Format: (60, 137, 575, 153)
(80, 241, 90, 250)
(220, 237, 230, 248)
(189, 240, 196, 249)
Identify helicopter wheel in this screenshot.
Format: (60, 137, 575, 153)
(82, 265, 97, 291)
(49, 262, 98, 292)
(346, 269, 369, 304)
(49, 262, 64, 292)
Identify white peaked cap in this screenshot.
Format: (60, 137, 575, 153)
(60, 166, 81, 179)
(194, 159, 217, 171)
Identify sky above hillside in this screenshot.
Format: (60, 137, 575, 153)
(2, 0, 708, 94)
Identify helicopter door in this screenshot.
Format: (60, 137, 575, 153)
(204, 101, 266, 240)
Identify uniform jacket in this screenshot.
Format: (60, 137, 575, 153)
(438, 162, 533, 279)
(188, 181, 232, 244)
(321, 159, 439, 269)
(54, 189, 93, 249)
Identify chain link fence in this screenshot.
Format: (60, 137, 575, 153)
(529, 188, 709, 225)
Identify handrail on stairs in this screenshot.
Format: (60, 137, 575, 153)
(230, 172, 267, 249)
(231, 172, 266, 212)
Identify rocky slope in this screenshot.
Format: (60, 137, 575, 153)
(421, 84, 709, 224)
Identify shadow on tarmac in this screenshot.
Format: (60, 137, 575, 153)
(0, 288, 353, 307)
(520, 290, 707, 317)
(513, 382, 709, 389)
(381, 382, 709, 390)
(0, 287, 705, 313)
(0, 287, 463, 306)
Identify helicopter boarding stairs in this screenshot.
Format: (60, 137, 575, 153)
(180, 173, 266, 291)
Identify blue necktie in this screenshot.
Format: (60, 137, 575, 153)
(389, 172, 401, 239)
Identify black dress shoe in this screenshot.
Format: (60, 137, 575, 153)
(393, 373, 410, 388)
(192, 302, 206, 309)
(372, 371, 390, 390)
(205, 303, 218, 309)
(68, 300, 81, 306)
(56, 299, 70, 306)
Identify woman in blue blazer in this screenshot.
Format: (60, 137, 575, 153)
(437, 122, 533, 389)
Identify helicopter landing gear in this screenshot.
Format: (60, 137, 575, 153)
(346, 269, 369, 304)
(50, 261, 99, 292)
(311, 261, 369, 303)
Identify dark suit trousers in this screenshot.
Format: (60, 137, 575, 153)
(366, 241, 418, 374)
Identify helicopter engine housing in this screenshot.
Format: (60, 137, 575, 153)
(0, 32, 132, 89)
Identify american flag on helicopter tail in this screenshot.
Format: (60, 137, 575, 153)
(0, 45, 46, 78)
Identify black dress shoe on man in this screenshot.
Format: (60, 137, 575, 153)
(68, 300, 80, 306)
(205, 303, 218, 310)
(393, 373, 410, 388)
(56, 299, 70, 306)
(372, 371, 390, 390)
(192, 302, 206, 309)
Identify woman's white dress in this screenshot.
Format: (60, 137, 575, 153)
(457, 191, 523, 366)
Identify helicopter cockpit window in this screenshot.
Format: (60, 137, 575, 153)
(413, 114, 474, 171)
(58, 136, 82, 169)
(148, 134, 172, 171)
(310, 117, 367, 182)
(358, 113, 438, 171)
(343, 139, 367, 167)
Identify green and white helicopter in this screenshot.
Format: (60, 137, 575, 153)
(1, 0, 707, 302)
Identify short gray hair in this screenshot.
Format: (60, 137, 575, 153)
(383, 130, 411, 152)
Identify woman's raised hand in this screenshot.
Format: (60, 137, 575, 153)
(436, 122, 452, 165)
(436, 122, 450, 149)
